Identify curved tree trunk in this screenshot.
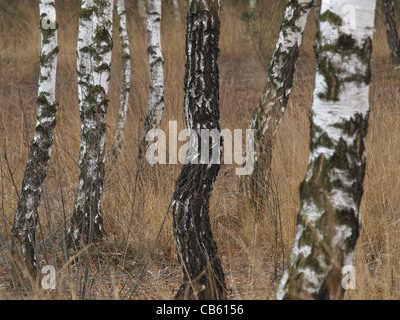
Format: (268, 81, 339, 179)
(68, 0, 114, 246)
(111, 0, 131, 161)
(382, 0, 400, 64)
(12, 0, 59, 274)
(172, 0, 226, 300)
(241, 0, 314, 209)
(138, 0, 164, 161)
(277, 0, 376, 300)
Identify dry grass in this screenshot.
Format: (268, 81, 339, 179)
(0, 0, 399, 300)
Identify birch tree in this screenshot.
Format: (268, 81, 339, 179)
(11, 0, 59, 272)
(382, 0, 400, 64)
(111, 0, 131, 161)
(248, 0, 256, 34)
(172, 0, 226, 300)
(138, 0, 164, 160)
(277, 0, 376, 300)
(241, 0, 314, 207)
(68, 0, 114, 246)
(137, 0, 146, 19)
(249, 0, 256, 12)
(172, 0, 180, 21)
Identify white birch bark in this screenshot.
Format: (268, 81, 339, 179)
(249, 0, 256, 12)
(242, 0, 313, 204)
(250, 0, 312, 138)
(277, 0, 376, 300)
(12, 0, 59, 271)
(111, 0, 131, 160)
(138, 0, 164, 159)
(69, 0, 114, 245)
(146, 0, 164, 130)
(68, 0, 94, 245)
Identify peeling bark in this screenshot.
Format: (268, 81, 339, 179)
(12, 0, 59, 272)
(241, 0, 314, 208)
(277, 0, 376, 300)
(172, 0, 226, 300)
(382, 0, 400, 64)
(69, 0, 114, 246)
(111, 0, 131, 161)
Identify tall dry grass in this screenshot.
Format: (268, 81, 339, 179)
(0, 0, 399, 300)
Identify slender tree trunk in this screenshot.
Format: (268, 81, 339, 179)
(249, 0, 256, 11)
(248, 0, 256, 34)
(172, 0, 180, 21)
(111, 0, 131, 161)
(277, 0, 376, 300)
(382, 0, 400, 64)
(137, 0, 146, 19)
(241, 0, 314, 209)
(68, 0, 114, 246)
(138, 0, 164, 160)
(11, 0, 59, 273)
(172, 0, 226, 300)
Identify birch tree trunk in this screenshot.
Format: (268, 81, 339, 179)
(11, 0, 59, 273)
(241, 0, 314, 208)
(382, 0, 400, 64)
(172, 0, 180, 21)
(172, 0, 226, 300)
(138, 0, 164, 160)
(248, 0, 256, 34)
(137, 0, 146, 19)
(249, 0, 256, 11)
(68, 0, 114, 246)
(277, 0, 376, 300)
(111, 0, 131, 161)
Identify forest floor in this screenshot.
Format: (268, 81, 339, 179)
(1, 57, 397, 300)
(1, 1, 400, 300)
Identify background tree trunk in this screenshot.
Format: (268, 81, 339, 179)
(12, 0, 59, 274)
(69, 0, 114, 246)
(248, 0, 256, 34)
(111, 0, 131, 161)
(172, 0, 226, 300)
(382, 0, 400, 64)
(138, 0, 164, 161)
(137, 0, 146, 19)
(241, 0, 314, 210)
(172, 0, 180, 21)
(277, 0, 376, 300)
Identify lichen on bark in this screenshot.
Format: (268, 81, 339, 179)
(277, 0, 376, 300)
(69, 0, 114, 246)
(12, 0, 59, 275)
(241, 0, 314, 209)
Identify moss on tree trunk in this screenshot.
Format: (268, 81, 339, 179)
(277, 0, 376, 300)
